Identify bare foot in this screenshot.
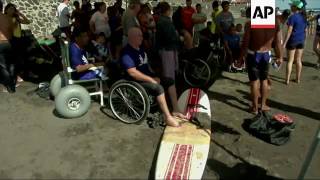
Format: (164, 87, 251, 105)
(285, 80, 290, 85)
(261, 105, 271, 111)
(249, 106, 258, 115)
(267, 85, 272, 90)
(294, 79, 300, 84)
(172, 112, 187, 119)
(165, 116, 180, 127)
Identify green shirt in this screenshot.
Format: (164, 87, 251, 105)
(192, 12, 207, 32)
(211, 9, 221, 33)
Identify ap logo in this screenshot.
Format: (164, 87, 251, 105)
(251, 0, 275, 28)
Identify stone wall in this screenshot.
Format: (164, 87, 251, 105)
(6, 0, 60, 38)
(4, 0, 116, 38)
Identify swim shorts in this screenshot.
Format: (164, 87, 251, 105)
(139, 77, 174, 96)
(246, 50, 270, 81)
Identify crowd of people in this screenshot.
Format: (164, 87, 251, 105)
(0, 0, 320, 126)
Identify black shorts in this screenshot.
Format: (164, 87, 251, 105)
(286, 43, 304, 50)
(246, 52, 270, 81)
(139, 77, 174, 96)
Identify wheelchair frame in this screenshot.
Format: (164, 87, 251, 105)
(60, 39, 105, 106)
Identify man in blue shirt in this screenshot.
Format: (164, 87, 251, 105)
(121, 27, 186, 127)
(70, 29, 105, 80)
(223, 24, 241, 69)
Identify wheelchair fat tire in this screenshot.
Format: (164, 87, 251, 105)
(50, 72, 66, 97)
(109, 81, 150, 124)
(55, 85, 91, 118)
(183, 58, 211, 88)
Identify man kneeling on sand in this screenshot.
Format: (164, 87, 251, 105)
(240, 19, 283, 114)
(121, 27, 186, 127)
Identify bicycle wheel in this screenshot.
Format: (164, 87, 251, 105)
(109, 81, 150, 124)
(183, 58, 211, 88)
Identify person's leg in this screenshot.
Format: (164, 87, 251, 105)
(295, 48, 304, 83)
(160, 50, 175, 81)
(140, 82, 180, 127)
(183, 30, 193, 49)
(261, 79, 270, 111)
(313, 35, 320, 66)
(246, 53, 259, 114)
(286, 48, 296, 85)
(250, 80, 259, 113)
(156, 93, 180, 127)
(0, 65, 15, 93)
(160, 77, 187, 118)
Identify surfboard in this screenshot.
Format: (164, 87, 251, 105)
(155, 88, 211, 180)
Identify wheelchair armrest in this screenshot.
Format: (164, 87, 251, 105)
(72, 78, 101, 84)
(87, 57, 95, 63)
(67, 67, 76, 73)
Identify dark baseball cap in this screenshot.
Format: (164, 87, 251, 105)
(221, 1, 230, 7)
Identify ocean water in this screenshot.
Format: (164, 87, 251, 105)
(276, 0, 320, 10)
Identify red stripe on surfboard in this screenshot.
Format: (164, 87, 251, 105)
(165, 144, 180, 180)
(182, 145, 193, 180)
(186, 88, 200, 119)
(164, 144, 178, 179)
(171, 145, 188, 179)
(185, 88, 195, 119)
(184, 88, 193, 118)
(186, 88, 200, 120)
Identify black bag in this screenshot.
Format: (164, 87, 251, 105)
(35, 82, 50, 100)
(243, 112, 295, 145)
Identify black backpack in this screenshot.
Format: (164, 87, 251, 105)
(243, 112, 295, 145)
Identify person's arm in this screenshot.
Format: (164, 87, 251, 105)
(76, 64, 95, 72)
(71, 10, 76, 20)
(215, 14, 223, 35)
(16, 10, 31, 24)
(89, 14, 96, 33)
(283, 16, 294, 48)
(224, 39, 232, 56)
(122, 55, 157, 83)
(239, 21, 250, 60)
(283, 25, 293, 48)
(71, 46, 95, 72)
(127, 68, 157, 83)
(192, 14, 206, 24)
(274, 24, 283, 65)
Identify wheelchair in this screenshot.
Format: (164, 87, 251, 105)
(49, 39, 154, 124)
(179, 35, 225, 89)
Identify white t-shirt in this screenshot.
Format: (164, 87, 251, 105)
(90, 11, 111, 38)
(57, 3, 70, 28)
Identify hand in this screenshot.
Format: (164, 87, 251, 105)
(88, 64, 95, 69)
(276, 58, 283, 66)
(152, 77, 160, 84)
(282, 43, 286, 49)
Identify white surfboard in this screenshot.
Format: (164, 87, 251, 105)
(155, 88, 211, 180)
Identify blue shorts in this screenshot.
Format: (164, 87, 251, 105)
(246, 51, 270, 81)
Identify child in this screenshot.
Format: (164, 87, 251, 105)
(223, 24, 244, 71)
(235, 23, 243, 35)
(192, 4, 207, 47)
(91, 32, 109, 63)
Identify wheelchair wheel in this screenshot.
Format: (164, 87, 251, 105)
(50, 72, 66, 97)
(55, 85, 91, 118)
(109, 81, 150, 124)
(183, 58, 211, 88)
